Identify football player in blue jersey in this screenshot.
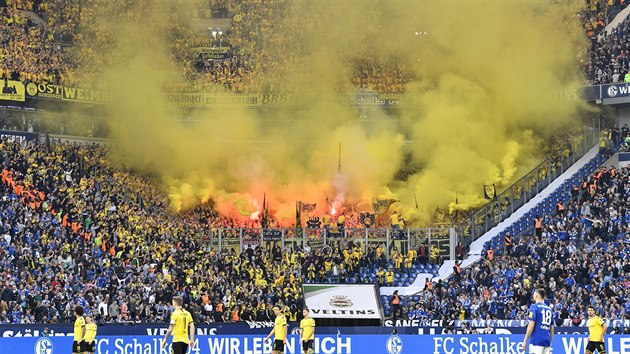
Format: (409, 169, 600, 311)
(522, 289, 554, 354)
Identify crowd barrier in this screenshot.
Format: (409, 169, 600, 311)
(1, 334, 629, 354)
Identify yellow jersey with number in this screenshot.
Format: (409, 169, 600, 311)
(170, 308, 194, 343)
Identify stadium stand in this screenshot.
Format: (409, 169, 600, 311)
(0, 0, 415, 93)
(3, 0, 630, 89)
(0, 139, 309, 324)
(0, 133, 627, 325)
(0, 137, 438, 324)
(583, 1, 630, 84)
(584, 17, 630, 85)
(1, 0, 629, 329)
(394, 133, 630, 322)
(0, 4, 66, 84)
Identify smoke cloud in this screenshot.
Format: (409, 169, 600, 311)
(90, 0, 587, 225)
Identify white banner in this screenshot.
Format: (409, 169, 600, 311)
(302, 284, 383, 320)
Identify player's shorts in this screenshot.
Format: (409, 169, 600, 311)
(72, 341, 82, 353)
(586, 340, 606, 353)
(273, 339, 285, 352)
(172, 342, 189, 354)
(535, 228, 542, 237)
(529, 345, 551, 354)
(302, 340, 313, 352)
(81, 341, 95, 353)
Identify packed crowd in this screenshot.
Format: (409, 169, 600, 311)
(189, 0, 415, 94)
(582, 0, 624, 40)
(4, 0, 629, 90)
(0, 0, 415, 93)
(583, 0, 630, 84)
(584, 16, 630, 85)
(402, 165, 630, 323)
(0, 138, 316, 324)
(0, 138, 438, 325)
(0, 136, 627, 326)
(0, 3, 67, 84)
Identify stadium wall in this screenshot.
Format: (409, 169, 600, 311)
(4, 334, 630, 354)
(2, 322, 629, 337)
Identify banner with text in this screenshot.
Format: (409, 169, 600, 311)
(165, 92, 261, 107)
(4, 322, 627, 338)
(23, 81, 400, 108)
(191, 47, 231, 60)
(385, 318, 630, 329)
(302, 284, 383, 320)
(0, 80, 26, 102)
(0, 130, 39, 142)
(602, 82, 630, 99)
(2, 334, 630, 354)
(25, 82, 109, 103)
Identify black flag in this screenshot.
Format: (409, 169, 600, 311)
(261, 194, 269, 228)
(296, 201, 303, 230)
(484, 184, 496, 199)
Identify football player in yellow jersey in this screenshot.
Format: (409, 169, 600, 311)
(300, 309, 316, 354)
(73, 305, 86, 354)
(161, 296, 195, 354)
(265, 305, 287, 354)
(82, 316, 97, 354)
(585, 306, 607, 354)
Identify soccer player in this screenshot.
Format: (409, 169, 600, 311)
(585, 305, 607, 354)
(161, 296, 195, 354)
(522, 289, 554, 354)
(73, 305, 86, 354)
(300, 308, 316, 354)
(82, 316, 97, 354)
(265, 305, 287, 354)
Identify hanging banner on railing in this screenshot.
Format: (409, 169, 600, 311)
(164, 92, 261, 107)
(191, 47, 231, 60)
(22, 80, 401, 108)
(262, 229, 283, 240)
(25, 82, 109, 103)
(0, 130, 39, 142)
(0, 79, 26, 102)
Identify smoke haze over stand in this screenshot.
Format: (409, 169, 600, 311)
(86, 0, 588, 225)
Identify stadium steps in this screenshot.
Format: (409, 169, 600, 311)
(437, 143, 613, 280)
(604, 5, 630, 35)
(381, 142, 610, 296)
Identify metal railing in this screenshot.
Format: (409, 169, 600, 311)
(504, 142, 625, 252)
(457, 126, 601, 244)
(198, 227, 456, 261)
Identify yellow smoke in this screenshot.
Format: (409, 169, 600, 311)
(86, 0, 587, 225)
(392, 1, 587, 224)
